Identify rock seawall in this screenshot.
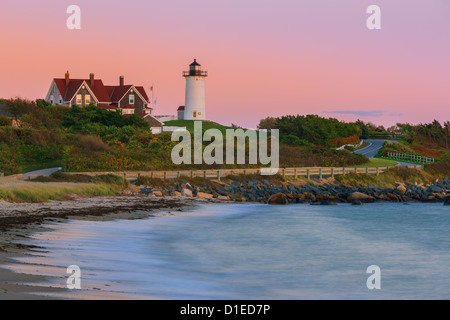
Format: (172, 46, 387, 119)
(139, 178, 450, 205)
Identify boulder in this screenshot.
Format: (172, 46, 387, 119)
(444, 197, 450, 206)
(319, 200, 337, 206)
(139, 187, 152, 195)
(153, 191, 163, 197)
(217, 195, 231, 201)
(197, 192, 213, 199)
(268, 193, 289, 205)
(396, 184, 407, 194)
(429, 185, 443, 193)
(181, 188, 193, 197)
(171, 191, 182, 197)
(351, 199, 363, 205)
(347, 192, 374, 202)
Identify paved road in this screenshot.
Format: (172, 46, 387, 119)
(354, 140, 420, 167)
(354, 139, 385, 158)
(22, 167, 62, 180)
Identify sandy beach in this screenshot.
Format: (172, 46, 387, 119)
(0, 196, 196, 300)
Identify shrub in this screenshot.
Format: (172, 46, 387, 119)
(0, 116, 11, 126)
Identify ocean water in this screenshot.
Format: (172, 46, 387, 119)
(10, 202, 450, 299)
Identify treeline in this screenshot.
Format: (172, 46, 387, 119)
(397, 121, 450, 149)
(258, 115, 450, 150)
(258, 115, 362, 147)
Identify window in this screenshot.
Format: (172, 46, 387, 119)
(50, 95, 54, 105)
(85, 95, 91, 105)
(193, 111, 197, 118)
(76, 94, 82, 105)
(129, 94, 135, 105)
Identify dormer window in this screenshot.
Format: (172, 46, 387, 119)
(129, 94, 135, 105)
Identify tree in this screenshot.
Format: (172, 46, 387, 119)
(355, 119, 369, 139)
(62, 105, 149, 133)
(257, 117, 277, 130)
(0, 116, 11, 126)
(445, 121, 450, 149)
(125, 114, 150, 129)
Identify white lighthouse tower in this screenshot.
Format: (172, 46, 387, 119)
(183, 59, 208, 120)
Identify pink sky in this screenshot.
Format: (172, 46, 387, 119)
(0, 0, 449, 128)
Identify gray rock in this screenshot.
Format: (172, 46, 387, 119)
(429, 185, 443, 193)
(444, 197, 450, 206)
(319, 200, 337, 206)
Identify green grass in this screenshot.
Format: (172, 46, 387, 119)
(0, 174, 127, 203)
(164, 120, 236, 133)
(346, 158, 398, 168)
(376, 156, 433, 165)
(335, 166, 434, 187)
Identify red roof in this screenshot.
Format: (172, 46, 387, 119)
(53, 75, 150, 105)
(177, 106, 185, 111)
(135, 86, 150, 102)
(54, 78, 112, 103)
(105, 85, 132, 102)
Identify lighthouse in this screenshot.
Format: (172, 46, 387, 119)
(183, 59, 208, 120)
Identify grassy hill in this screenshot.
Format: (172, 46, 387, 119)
(164, 120, 242, 135)
(0, 99, 372, 175)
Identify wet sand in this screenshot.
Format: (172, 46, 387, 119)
(0, 196, 196, 299)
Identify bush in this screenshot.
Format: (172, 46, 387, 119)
(31, 172, 128, 188)
(0, 116, 11, 126)
(275, 114, 361, 146)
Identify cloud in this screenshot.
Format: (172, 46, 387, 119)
(388, 113, 405, 117)
(322, 110, 386, 117)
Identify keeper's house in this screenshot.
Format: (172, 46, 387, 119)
(45, 71, 152, 116)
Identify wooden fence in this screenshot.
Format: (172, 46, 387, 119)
(386, 152, 435, 164)
(62, 165, 422, 182)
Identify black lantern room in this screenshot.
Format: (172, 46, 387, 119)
(183, 59, 208, 77)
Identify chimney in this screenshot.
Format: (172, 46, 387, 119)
(120, 76, 124, 86)
(65, 71, 70, 85)
(90, 73, 95, 86)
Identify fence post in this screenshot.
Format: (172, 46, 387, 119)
(295, 168, 298, 180)
(282, 168, 285, 177)
(217, 170, 221, 181)
(164, 172, 167, 179)
(366, 167, 369, 175)
(307, 169, 310, 180)
(376, 167, 379, 176)
(331, 168, 334, 178)
(319, 168, 322, 180)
